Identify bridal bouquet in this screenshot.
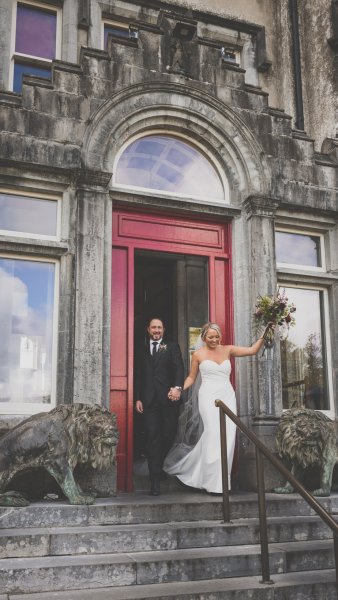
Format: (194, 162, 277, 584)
(254, 288, 296, 348)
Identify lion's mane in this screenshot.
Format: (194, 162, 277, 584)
(276, 408, 336, 468)
(51, 403, 119, 470)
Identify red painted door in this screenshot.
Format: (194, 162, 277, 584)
(111, 209, 232, 491)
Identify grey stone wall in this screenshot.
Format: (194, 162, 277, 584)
(0, 0, 337, 490)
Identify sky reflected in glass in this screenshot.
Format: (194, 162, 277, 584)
(0, 258, 55, 405)
(115, 136, 224, 200)
(280, 287, 328, 410)
(104, 25, 130, 49)
(13, 62, 51, 93)
(15, 4, 56, 59)
(276, 231, 321, 267)
(0, 194, 57, 236)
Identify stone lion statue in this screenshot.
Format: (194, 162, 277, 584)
(274, 408, 338, 496)
(0, 403, 119, 506)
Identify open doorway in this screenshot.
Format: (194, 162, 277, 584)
(133, 250, 208, 478)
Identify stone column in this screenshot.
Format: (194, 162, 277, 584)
(73, 170, 112, 408)
(238, 195, 283, 491)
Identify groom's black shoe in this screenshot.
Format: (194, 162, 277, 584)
(150, 478, 161, 496)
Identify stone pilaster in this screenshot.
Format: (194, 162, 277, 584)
(243, 194, 282, 419)
(73, 170, 112, 408)
(237, 195, 283, 491)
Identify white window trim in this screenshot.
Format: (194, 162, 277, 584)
(0, 188, 61, 241)
(278, 282, 334, 418)
(101, 19, 129, 49)
(0, 253, 59, 415)
(112, 130, 229, 205)
(9, 0, 62, 91)
(276, 227, 326, 272)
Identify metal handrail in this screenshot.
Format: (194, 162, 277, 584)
(215, 399, 338, 590)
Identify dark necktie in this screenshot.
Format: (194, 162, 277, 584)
(152, 341, 158, 355)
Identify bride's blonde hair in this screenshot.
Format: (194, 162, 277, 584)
(200, 322, 222, 341)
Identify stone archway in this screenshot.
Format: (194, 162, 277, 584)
(82, 81, 271, 206)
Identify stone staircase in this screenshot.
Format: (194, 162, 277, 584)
(0, 490, 337, 599)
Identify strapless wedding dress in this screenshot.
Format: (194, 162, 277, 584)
(165, 359, 237, 493)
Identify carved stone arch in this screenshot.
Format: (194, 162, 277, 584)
(82, 82, 271, 205)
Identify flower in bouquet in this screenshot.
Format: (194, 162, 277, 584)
(254, 288, 296, 348)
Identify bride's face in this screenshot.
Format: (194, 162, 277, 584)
(204, 328, 221, 348)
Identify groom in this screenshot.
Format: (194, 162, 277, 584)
(135, 317, 184, 495)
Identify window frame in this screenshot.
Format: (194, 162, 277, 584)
(277, 282, 334, 417)
(9, 0, 62, 92)
(0, 188, 61, 241)
(0, 253, 59, 415)
(112, 131, 229, 205)
(102, 19, 130, 50)
(275, 227, 326, 272)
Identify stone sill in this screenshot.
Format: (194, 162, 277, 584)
(0, 236, 69, 257)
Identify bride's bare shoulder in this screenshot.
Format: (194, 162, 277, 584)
(193, 348, 205, 362)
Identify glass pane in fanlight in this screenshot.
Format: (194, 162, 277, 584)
(280, 287, 329, 410)
(0, 258, 56, 405)
(115, 136, 225, 200)
(13, 61, 51, 93)
(15, 4, 57, 59)
(276, 231, 321, 267)
(0, 193, 57, 236)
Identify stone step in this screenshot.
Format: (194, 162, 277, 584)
(0, 515, 334, 559)
(0, 539, 333, 595)
(1, 491, 337, 529)
(6, 569, 337, 600)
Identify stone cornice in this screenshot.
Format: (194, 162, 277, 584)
(111, 188, 241, 219)
(243, 195, 281, 219)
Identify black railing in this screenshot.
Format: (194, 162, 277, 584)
(215, 399, 338, 590)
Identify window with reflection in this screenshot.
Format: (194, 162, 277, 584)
(103, 23, 130, 49)
(0, 257, 57, 409)
(11, 2, 60, 93)
(115, 135, 225, 201)
(280, 287, 329, 410)
(276, 231, 322, 268)
(0, 192, 58, 237)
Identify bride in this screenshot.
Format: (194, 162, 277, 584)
(164, 322, 269, 493)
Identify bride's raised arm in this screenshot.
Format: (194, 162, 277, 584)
(183, 353, 200, 390)
(229, 324, 273, 358)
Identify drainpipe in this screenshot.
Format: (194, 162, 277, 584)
(290, 0, 305, 130)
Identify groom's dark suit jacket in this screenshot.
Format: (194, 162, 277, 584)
(135, 340, 184, 407)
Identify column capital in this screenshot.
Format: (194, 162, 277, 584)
(73, 169, 112, 191)
(243, 195, 280, 219)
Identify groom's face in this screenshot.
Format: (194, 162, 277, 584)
(147, 319, 165, 341)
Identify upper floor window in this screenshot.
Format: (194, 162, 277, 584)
(114, 135, 226, 202)
(0, 191, 59, 239)
(10, 1, 61, 93)
(102, 21, 130, 50)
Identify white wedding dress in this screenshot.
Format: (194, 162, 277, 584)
(164, 359, 237, 493)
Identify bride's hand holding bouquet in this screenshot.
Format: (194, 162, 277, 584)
(255, 288, 296, 352)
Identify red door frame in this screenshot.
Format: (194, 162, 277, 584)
(111, 208, 233, 492)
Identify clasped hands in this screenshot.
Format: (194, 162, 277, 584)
(168, 387, 181, 401)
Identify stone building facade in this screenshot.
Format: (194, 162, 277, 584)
(0, 0, 337, 491)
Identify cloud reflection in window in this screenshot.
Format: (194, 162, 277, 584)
(0, 259, 55, 405)
(115, 136, 225, 201)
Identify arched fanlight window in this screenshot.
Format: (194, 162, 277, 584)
(114, 135, 225, 201)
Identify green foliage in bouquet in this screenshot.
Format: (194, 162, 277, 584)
(255, 288, 296, 348)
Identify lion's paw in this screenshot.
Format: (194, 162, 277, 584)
(312, 488, 330, 497)
(274, 486, 294, 494)
(0, 491, 30, 507)
(69, 494, 96, 505)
